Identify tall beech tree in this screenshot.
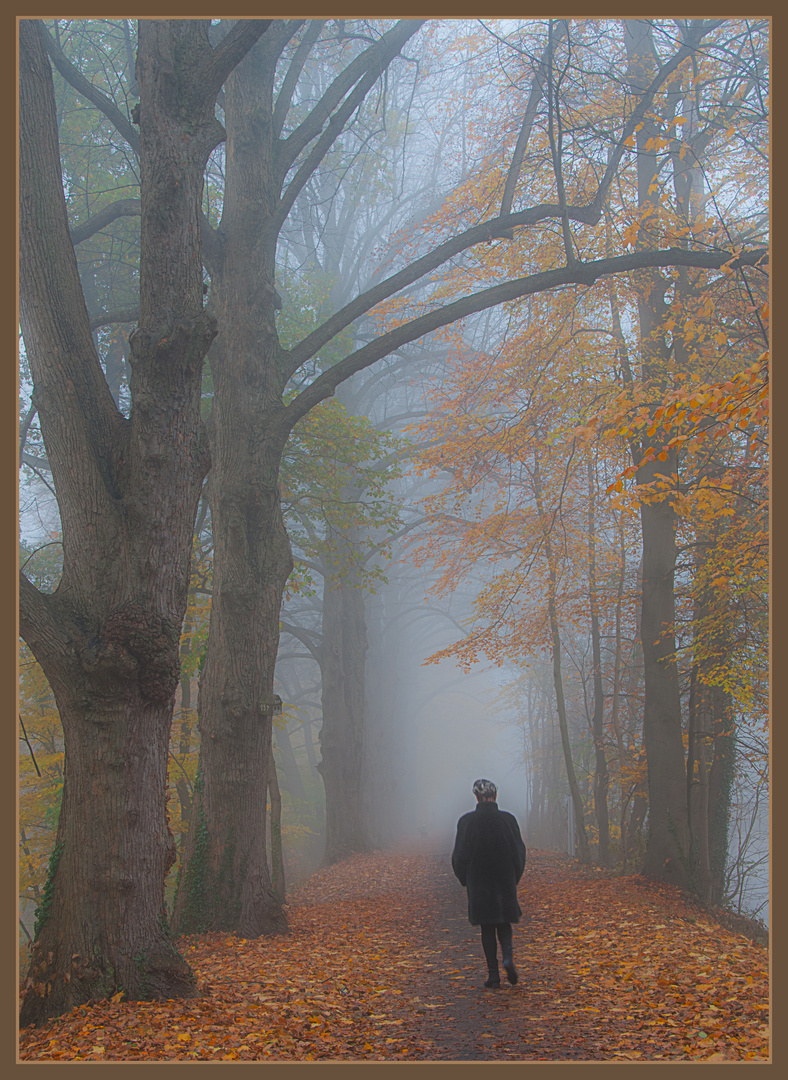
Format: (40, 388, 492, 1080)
(18, 18, 270, 1026)
(20, 17, 767, 1020)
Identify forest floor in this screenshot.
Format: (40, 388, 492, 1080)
(18, 842, 769, 1062)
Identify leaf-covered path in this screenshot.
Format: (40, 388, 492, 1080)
(19, 843, 769, 1062)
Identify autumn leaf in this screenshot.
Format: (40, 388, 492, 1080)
(19, 848, 768, 1063)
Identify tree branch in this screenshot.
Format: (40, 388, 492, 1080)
(70, 198, 141, 246)
(20, 20, 128, 494)
(273, 20, 324, 137)
(279, 246, 767, 432)
(276, 19, 423, 179)
(19, 405, 38, 456)
(195, 18, 272, 102)
(275, 61, 391, 234)
(279, 621, 322, 661)
(19, 571, 69, 669)
(89, 307, 140, 331)
(21, 452, 51, 473)
(500, 22, 568, 219)
(587, 21, 724, 218)
(281, 201, 603, 379)
(41, 22, 140, 154)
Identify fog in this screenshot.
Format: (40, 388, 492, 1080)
(391, 657, 529, 848)
(18, 17, 769, 933)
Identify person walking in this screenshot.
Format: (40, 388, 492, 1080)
(451, 779, 526, 988)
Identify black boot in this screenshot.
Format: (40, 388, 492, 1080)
(484, 961, 501, 989)
(502, 956, 518, 985)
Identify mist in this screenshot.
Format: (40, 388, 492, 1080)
(18, 16, 768, 958)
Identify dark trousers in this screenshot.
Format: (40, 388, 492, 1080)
(480, 922, 513, 972)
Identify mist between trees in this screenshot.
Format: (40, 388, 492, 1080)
(18, 17, 768, 1027)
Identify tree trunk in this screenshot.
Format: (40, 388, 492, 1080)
(268, 756, 285, 904)
(534, 464, 590, 863)
(708, 717, 736, 907)
(318, 536, 370, 864)
(18, 18, 265, 1025)
(275, 725, 306, 800)
(301, 718, 319, 775)
(687, 664, 713, 902)
(687, 546, 736, 905)
(638, 467, 689, 883)
(171, 34, 292, 938)
(175, 611, 196, 850)
(587, 458, 610, 866)
(625, 20, 691, 886)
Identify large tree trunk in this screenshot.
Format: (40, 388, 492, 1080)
(18, 19, 266, 1026)
(171, 32, 292, 937)
(171, 436, 292, 936)
(318, 534, 370, 864)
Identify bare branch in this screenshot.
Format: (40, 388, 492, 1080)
(276, 19, 423, 179)
(70, 199, 140, 246)
(19, 405, 38, 456)
(500, 22, 568, 218)
(40, 21, 140, 154)
(281, 201, 602, 379)
(275, 61, 390, 234)
(273, 20, 324, 138)
(196, 18, 272, 101)
(89, 308, 140, 331)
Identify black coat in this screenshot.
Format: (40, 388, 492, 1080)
(451, 801, 526, 926)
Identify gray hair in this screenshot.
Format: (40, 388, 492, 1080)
(472, 778, 497, 799)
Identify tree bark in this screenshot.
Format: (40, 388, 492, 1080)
(687, 545, 736, 905)
(18, 18, 266, 1026)
(638, 457, 689, 883)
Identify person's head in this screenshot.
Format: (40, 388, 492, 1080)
(473, 778, 497, 803)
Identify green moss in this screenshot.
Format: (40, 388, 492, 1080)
(33, 840, 65, 941)
(174, 804, 211, 934)
(172, 755, 251, 934)
(134, 949, 151, 998)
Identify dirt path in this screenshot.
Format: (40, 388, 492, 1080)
(19, 843, 769, 1062)
(400, 843, 584, 1060)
